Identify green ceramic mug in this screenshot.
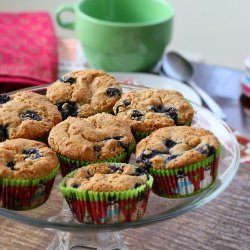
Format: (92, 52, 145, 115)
(56, 0, 174, 72)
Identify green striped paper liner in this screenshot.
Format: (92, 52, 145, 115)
(0, 164, 60, 210)
(0, 164, 60, 187)
(149, 146, 221, 198)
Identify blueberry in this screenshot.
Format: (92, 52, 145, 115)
(0, 94, 10, 104)
(131, 167, 146, 176)
(59, 76, 76, 84)
(123, 99, 131, 106)
(23, 148, 42, 160)
(207, 145, 216, 156)
(71, 184, 80, 189)
(165, 154, 179, 163)
(166, 107, 178, 124)
(131, 110, 144, 121)
(57, 102, 78, 120)
(0, 125, 8, 142)
(150, 106, 178, 124)
(164, 139, 177, 149)
(136, 150, 162, 167)
(6, 161, 16, 170)
(20, 110, 42, 121)
(196, 144, 216, 156)
(106, 87, 121, 97)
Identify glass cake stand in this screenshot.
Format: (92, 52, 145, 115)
(0, 85, 240, 250)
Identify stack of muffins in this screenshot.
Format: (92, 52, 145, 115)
(0, 69, 221, 224)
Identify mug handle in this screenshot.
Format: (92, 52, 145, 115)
(55, 3, 75, 30)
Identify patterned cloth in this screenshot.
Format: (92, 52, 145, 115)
(0, 12, 58, 93)
(234, 131, 250, 164)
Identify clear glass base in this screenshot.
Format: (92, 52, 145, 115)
(47, 231, 128, 250)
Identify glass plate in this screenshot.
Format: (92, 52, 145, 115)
(0, 84, 240, 234)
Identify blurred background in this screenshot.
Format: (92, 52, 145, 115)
(1, 0, 250, 69)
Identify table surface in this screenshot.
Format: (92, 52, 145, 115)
(0, 62, 249, 250)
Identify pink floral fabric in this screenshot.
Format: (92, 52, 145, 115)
(0, 12, 58, 93)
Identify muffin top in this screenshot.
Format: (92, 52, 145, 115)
(0, 138, 59, 179)
(0, 91, 62, 141)
(48, 113, 135, 161)
(113, 89, 193, 133)
(46, 69, 122, 119)
(136, 126, 220, 169)
(64, 163, 148, 192)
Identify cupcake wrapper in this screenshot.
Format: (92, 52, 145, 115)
(0, 164, 59, 210)
(150, 147, 220, 198)
(58, 142, 135, 177)
(60, 166, 153, 224)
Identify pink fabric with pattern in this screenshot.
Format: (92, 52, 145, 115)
(0, 12, 58, 93)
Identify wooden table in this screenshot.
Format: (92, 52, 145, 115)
(0, 63, 249, 250)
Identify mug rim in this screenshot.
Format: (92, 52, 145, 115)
(76, 0, 174, 27)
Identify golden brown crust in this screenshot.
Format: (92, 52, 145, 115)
(113, 89, 193, 133)
(46, 69, 122, 118)
(0, 91, 62, 140)
(0, 139, 59, 179)
(48, 113, 135, 161)
(65, 163, 148, 192)
(135, 126, 220, 169)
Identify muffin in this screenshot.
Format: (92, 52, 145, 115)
(46, 69, 122, 120)
(60, 162, 153, 224)
(0, 91, 62, 142)
(0, 138, 59, 210)
(135, 126, 220, 198)
(113, 89, 193, 141)
(48, 113, 135, 176)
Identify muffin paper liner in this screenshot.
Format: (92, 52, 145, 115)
(0, 164, 60, 210)
(58, 142, 135, 177)
(149, 147, 221, 198)
(60, 165, 153, 224)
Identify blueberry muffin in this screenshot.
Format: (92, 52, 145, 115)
(0, 138, 59, 210)
(135, 126, 220, 198)
(46, 69, 122, 119)
(0, 91, 62, 142)
(60, 162, 153, 224)
(48, 113, 135, 176)
(113, 89, 193, 141)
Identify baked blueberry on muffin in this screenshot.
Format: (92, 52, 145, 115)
(135, 126, 220, 198)
(113, 89, 193, 141)
(0, 138, 59, 210)
(46, 69, 122, 119)
(48, 113, 135, 176)
(60, 163, 153, 224)
(0, 91, 62, 142)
